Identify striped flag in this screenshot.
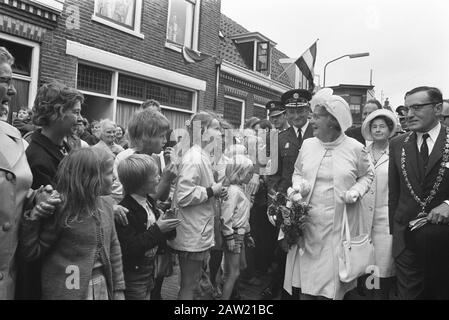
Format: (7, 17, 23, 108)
(295, 41, 317, 91)
(182, 46, 212, 64)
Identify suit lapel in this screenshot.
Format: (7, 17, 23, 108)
(286, 127, 299, 149)
(425, 126, 447, 177)
(404, 132, 423, 195)
(303, 122, 314, 140)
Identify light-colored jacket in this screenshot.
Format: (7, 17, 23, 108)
(168, 145, 216, 252)
(221, 185, 251, 237)
(0, 122, 33, 299)
(284, 134, 374, 299)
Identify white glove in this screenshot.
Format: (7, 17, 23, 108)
(292, 180, 311, 198)
(344, 190, 360, 204)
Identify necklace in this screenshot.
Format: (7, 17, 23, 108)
(371, 145, 388, 164)
(400, 127, 449, 217)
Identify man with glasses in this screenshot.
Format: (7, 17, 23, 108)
(440, 99, 449, 126)
(389, 86, 449, 299)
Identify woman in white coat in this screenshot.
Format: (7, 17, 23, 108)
(360, 109, 397, 299)
(284, 89, 374, 300)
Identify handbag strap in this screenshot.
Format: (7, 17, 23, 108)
(340, 205, 351, 243)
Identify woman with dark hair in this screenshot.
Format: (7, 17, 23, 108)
(17, 81, 84, 299)
(360, 109, 397, 299)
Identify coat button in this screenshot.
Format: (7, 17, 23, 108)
(5, 172, 15, 182)
(2, 222, 12, 232)
(0, 272, 3, 280)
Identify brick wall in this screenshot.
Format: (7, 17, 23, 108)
(38, 0, 221, 110)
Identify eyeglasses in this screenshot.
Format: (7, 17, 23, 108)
(0, 76, 13, 86)
(405, 101, 442, 112)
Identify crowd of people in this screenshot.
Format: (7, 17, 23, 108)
(2, 45, 449, 301)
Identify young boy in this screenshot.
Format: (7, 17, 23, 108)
(116, 154, 181, 300)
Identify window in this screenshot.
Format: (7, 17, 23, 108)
(118, 75, 194, 111)
(253, 104, 267, 120)
(224, 96, 245, 129)
(77, 64, 113, 95)
(349, 95, 363, 124)
(256, 42, 269, 72)
(167, 0, 200, 49)
(0, 36, 39, 123)
(92, 0, 143, 38)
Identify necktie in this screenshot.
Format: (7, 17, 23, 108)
(297, 128, 303, 147)
(420, 133, 430, 166)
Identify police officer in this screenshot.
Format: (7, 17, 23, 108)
(267, 101, 289, 132)
(262, 89, 313, 300)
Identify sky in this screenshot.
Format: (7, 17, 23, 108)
(221, 0, 449, 109)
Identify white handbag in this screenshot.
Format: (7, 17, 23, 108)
(338, 205, 375, 283)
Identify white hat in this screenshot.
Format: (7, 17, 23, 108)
(311, 88, 353, 132)
(361, 109, 398, 141)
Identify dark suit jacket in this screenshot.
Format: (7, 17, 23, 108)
(345, 125, 365, 145)
(116, 195, 175, 272)
(269, 123, 314, 193)
(25, 129, 71, 189)
(389, 126, 449, 257)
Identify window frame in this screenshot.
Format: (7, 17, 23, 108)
(256, 41, 270, 72)
(224, 95, 246, 129)
(253, 103, 268, 120)
(165, 0, 201, 52)
(91, 0, 144, 39)
(0, 33, 40, 109)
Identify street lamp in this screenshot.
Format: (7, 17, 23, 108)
(323, 52, 369, 87)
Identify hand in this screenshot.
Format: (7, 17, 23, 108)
(164, 147, 176, 164)
(246, 174, 260, 195)
(427, 203, 449, 224)
(343, 190, 360, 204)
(246, 235, 255, 248)
(156, 218, 181, 233)
(34, 184, 56, 204)
(29, 194, 61, 221)
(113, 205, 129, 226)
(211, 182, 223, 197)
(113, 291, 125, 300)
(292, 180, 310, 198)
(161, 162, 177, 183)
(220, 187, 228, 201)
(158, 200, 171, 211)
(226, 238, 235, 251)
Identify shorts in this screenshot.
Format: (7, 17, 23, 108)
(174, 249, 210, 262)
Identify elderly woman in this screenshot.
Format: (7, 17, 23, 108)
(92, 119, 124, 157)
(360, 109, 397, 299)
(284, 88, 374, 300)
(115, 124, 129, 149)
(0, 47, 59, 299)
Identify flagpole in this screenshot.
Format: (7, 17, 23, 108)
(274, 39, 319, 82)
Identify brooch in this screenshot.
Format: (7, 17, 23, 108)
(285, 142, 290, 149)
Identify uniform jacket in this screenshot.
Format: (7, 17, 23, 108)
(168, 145, 216, 252)
(18, 196, 125, 300)
(269, 124, 314, 193)
(0, 122, 33, 299)
(388, 126, 449, 258)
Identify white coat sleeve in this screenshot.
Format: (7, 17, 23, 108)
(175, 161, 209, 208)
(349, 147, 374, 197)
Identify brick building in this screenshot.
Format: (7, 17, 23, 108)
(1, 0, 308, 130)
(216, 14, 309, 128)
(1, 0, 221, 129)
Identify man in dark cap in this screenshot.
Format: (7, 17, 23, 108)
(267, 100, 289, 132)
(346, 99, 382, 145)
(263, 89, 314, 300)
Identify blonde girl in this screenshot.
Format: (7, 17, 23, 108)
(220, 154, 255, 300)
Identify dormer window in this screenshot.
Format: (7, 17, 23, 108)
(230, 32, 275, 74)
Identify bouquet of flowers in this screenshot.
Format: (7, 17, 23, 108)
(267, 188, 310, 247)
